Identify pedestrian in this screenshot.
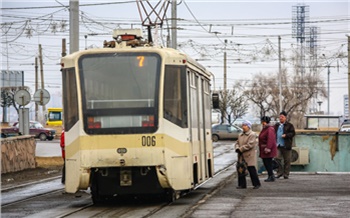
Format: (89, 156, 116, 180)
(274, 111, 296, 179)
(60, 129, 65, 184)
(258, 116, 277, 182)
(234, 120, 261, 189)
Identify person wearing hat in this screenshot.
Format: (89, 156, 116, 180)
(234, 120, 261, 189)
(274, 111, 296, 179)
(258, 116, 277, 182)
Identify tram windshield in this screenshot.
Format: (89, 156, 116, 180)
(78, 52, 161, 134)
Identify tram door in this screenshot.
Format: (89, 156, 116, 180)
(189, 71, 207, 184)
(200, 78, 209, 179)
(202, 78, 211, 178)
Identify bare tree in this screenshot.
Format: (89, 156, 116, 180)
(218, 83, 249, 124)
(243, 68, 327, 128)
(1, 87, 31, 122)
(242, 73, 275, 117)
(280, 71, 326, 128)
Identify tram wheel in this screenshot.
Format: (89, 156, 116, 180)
(164, 189, 176, 203)
(91, 173, 103, 204)
(91, 185, 101, 204)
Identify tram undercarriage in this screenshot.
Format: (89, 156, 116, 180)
(90, 166, 180, 203)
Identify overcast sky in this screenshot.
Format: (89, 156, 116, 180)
(1, 0, 349, 118)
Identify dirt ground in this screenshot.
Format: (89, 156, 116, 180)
(1, 157, 64, 188)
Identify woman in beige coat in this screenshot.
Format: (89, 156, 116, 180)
(234, 120, 261, 189)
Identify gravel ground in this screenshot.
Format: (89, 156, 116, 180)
(1, 157, 64, 188)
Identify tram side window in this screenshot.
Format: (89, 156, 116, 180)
(163, 65, 188, 128)
(62, 68, 79, 131)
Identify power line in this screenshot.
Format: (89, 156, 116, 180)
(0, 1, 137, 10)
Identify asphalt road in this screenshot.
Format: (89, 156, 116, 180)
(35, 139, 61, 157)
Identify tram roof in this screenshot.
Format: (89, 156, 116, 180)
(61, 46, 213, 80)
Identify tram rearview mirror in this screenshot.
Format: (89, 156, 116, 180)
(212, 93, 219, 109)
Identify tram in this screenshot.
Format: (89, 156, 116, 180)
(61, 29, 217, 202)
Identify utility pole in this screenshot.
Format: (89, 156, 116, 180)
(327, 65, 330, 115)
(62, 38, 67, 57)
(62, 38, 66, 115)
(322, 53, 331, 115)
(222, 39, 228, 124)
(39, 44, 46, 117)
(35, 57, 38, 121)
(224, 39, 227, 93)
(348, 35, 350, 119)
(171, 0, 177, 49)
(69, 0, 79, 54)
(278, 36, 282, 113)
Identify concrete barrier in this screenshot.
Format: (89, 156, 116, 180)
(257, 130, 350, 173)
(294, 131, 350, 172)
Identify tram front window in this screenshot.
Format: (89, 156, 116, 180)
(79, 52, 160, 134)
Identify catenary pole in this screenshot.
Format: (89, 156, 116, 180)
(69, 0, 79, 54)
(171, 0, 177, 49)
(278, 36, 282, 113)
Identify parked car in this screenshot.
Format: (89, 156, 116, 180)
(1, 121, 56, 141)
(341, 119, 350, 126)
(339, 124, 350, 132)
(212, 123, 243, 142)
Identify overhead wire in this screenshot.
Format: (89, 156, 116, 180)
(1, 2, 348, 77)
(182, 0, 226, 45)
(0, 1, 137, 10)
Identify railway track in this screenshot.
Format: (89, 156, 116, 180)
(1, 141, 237, 217)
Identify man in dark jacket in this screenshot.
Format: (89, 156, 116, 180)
(274, 111, 295, 179)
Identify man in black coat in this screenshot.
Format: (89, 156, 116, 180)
(274, 111, 296, 179)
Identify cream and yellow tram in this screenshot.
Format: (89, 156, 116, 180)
(61, 29, 215, 202)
